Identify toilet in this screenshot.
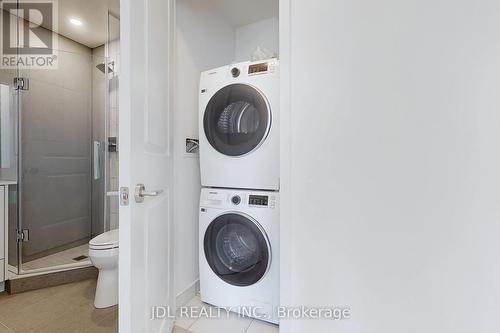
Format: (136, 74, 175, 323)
(88, 229, 119, 308)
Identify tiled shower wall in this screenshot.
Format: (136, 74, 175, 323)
(108, 31, 120, 230)
(91, 37, 119, 231)
(92, 45, 105, 236)
(91, 16, 119, 232)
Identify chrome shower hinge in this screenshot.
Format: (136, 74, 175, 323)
(17, 229, 30, 242)
(14, 77, 30, 90)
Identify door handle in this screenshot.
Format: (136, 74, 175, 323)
(134, 183, 163, 203)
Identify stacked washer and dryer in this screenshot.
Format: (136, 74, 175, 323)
(198, 59, 280, 324)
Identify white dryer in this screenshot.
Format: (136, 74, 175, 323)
(199, 188, 279, 324)
(199, 59, 279, 190)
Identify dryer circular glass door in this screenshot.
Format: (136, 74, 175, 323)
(203, 84, 271, 156)
(204, 213, 271, 287)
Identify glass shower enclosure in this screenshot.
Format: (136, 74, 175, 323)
(1, 6, 115, 274)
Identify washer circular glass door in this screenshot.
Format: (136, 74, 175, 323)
(203, 84, 271, 156)
(204, 213, 271, 287)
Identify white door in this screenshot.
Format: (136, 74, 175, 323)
(119, 0, 175, 332)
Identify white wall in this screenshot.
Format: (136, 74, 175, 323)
(235, 17, 279, 62)
(281, 0, 500, 332)
(174, 0, 235, 299)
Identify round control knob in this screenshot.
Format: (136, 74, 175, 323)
(231, 67, 240, 78)
(231, 195, 241, 205)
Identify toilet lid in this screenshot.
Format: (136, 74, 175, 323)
(89, 229, 119, 249)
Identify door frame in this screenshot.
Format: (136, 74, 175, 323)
(279, 1, 292, 333)
(120, 0, 292, 331)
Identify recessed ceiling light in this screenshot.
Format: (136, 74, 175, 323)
(70, 18, 83, 26)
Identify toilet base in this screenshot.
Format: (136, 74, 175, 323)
(94, 268, 118, 308)
(89, 247, 119, 309)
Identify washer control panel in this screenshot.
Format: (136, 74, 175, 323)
(249, 195, 269, 206)
(201, 189, 277, 209)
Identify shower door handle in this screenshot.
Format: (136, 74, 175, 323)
(93, 141, 102, 180)
(134, 183, 163, 203)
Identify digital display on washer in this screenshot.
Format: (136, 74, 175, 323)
(249, 195, 268, 206)
(248, 63, 268, 74)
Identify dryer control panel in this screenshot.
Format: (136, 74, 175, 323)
(247, 60, 278, 76)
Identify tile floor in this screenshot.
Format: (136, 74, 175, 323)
(174, 295, 279, 333)
(0, 279, 277, 333)
(22, 244, 90, 271)
(0, 279, 116, 332)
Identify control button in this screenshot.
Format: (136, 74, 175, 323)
(231, 195, 241, 205)
(231, 67, 240, 78)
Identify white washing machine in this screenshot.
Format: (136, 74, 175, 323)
(199, 59, 279, 190)
(199, 187, 279, 324)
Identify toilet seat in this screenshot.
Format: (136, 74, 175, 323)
(89, 229, 119, 250)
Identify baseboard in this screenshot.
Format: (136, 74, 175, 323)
(6, 266, 98, 294)
(176, 279, 200, 308)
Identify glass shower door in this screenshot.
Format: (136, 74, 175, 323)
(1, 0, 111, 275)
(16, 50, 102, 272)
(0, 2, 21, 273)
(0, 65, 20, 274)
